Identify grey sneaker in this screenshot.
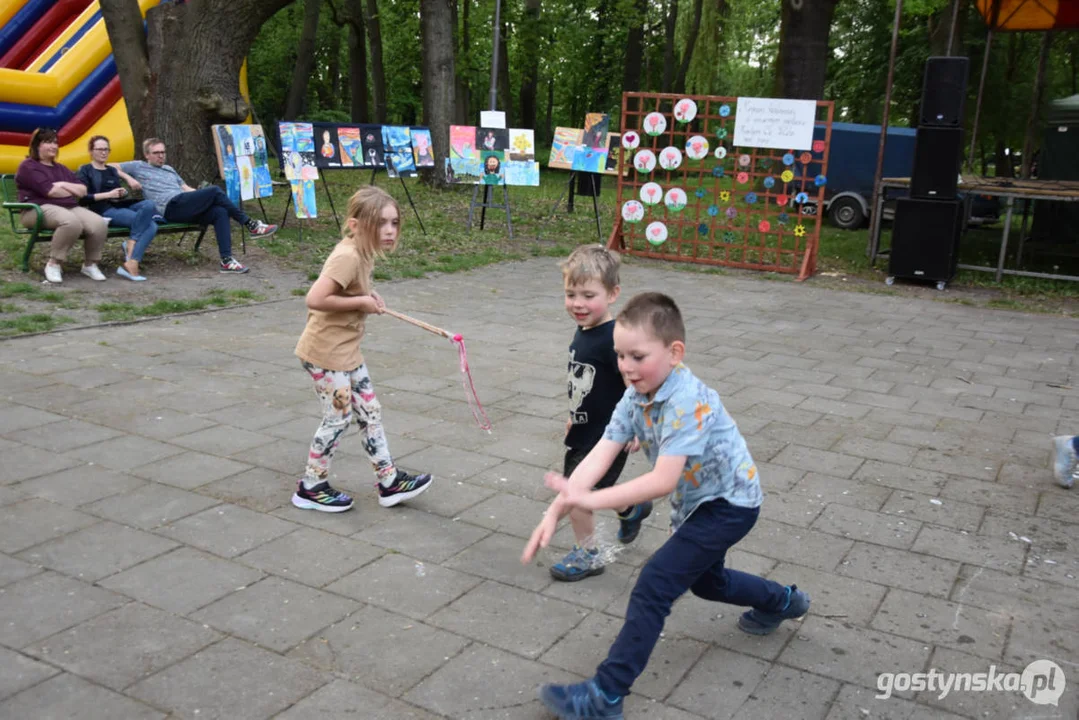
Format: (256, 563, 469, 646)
(737, 585, 810, 635)
(549, 544, 605, 582)
(1052, 436, 1077, 489)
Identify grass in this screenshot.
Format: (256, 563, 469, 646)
(0, 311, 75, 336)
(95, 289, 265, 322)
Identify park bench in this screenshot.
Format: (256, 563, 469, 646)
(2, 173, 208, 272)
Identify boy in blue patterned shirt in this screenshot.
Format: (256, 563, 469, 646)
(522, 292, 809, 720)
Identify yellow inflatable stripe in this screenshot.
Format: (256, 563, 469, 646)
(24, 0, 103, 72)
(0, 0, 31, 30)
(0, 99, 134, 172)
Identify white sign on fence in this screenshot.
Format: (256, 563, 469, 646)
(732, 97, 816, 151)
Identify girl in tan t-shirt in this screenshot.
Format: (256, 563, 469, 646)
(293, 186, 432, 512)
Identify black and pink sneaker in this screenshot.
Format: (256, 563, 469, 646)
(377, 470, 433, 507)
(292, 481, 354, 512)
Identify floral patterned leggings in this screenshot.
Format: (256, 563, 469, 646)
(302, 361, 397, 487)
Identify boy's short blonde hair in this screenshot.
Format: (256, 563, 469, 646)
(617, 292, 685, 346)
(560, 244, 620, 292)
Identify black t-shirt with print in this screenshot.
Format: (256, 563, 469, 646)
(566, 319, 626, 451)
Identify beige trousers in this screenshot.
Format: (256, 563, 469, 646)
(21, 204, 107, 264)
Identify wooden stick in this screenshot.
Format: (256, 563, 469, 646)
(384, 308, 453, 339)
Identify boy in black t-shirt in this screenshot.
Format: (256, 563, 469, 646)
(551, 245, 652, 582)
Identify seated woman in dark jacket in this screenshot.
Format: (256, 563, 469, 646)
(77, 135, 158, 281)
(14, 128, 108, 284)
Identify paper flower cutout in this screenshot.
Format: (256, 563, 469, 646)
(758, 158, 773, 170)
(726, 207, 738, 219)
(763, 176, 775, 189)
(714, 146, 727, 160)
(736, 171, 749, 184)
(793, 224, 806, 237)
(695, 187, 707, 199)
(698, 223, 709, 235)
(781, 170, 794, 183)
(723, 231, 737, 243)
(685, 135, 709, 160)
(707, 204, 719, 217)
(738, 154, 751, 167)
(715, 127, 728, 139)
(758, 220, 771, 232)
(776, 193, 789, 206)
(674, 99, 698, 123)
(745, 192, 758, 204)
(795, 192, 809, 204)
(644, 112, 667, 136)
(646, 220, 668, 246)
(621, 200, 645, 223)
(664, 187, 687, 212)
(719, 104, 731, 117)
(712, 166, 725, 178)
(719, 190, 730, 201)
(782, 153, 795, 166)
(813, 140, 826, 153)
(640, 182, 663, 205)
(814, 174, 827, 187)
(778, 213, 790, 224)
(622, 132, 640, 150)
(658, 146, 683, 170)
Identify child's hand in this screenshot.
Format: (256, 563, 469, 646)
(565, 418, 572, 437)
(521, 501, 561, 564)
(370, 291, 386, 313)
(544, 471, 590, 509)
(626, 437, 641, 454)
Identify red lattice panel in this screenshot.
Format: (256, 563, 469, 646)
(609, 92, 834, 280)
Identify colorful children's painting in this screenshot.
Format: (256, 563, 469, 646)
(360, 125, 384, 167)
(291, 123, 315, 153)
(318, 127, 339, 164)
(550, 127, 583, 169)
(382, 125, 415, 177)
(481, 150, 505, 185)
(477, 127, 509, 152)
(278, 121, 319, 217)
(601, 133, 625, 176)
(411, 127, 435, 167)
(508, 129, 535, 161)
(231, 125, 254, 156)
(571, 145, 607, 174)
(504, 160, 539, 186)
(583, 113, 609, 149)
(213, 124, 274, 203)
(446, 156, 482, 184)
(337, 127, 362, 167)
(450, 125, 479, 160)
(237, 155, 255, 200)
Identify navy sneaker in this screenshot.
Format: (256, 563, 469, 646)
(550, 545, 605, 582)
(616, 500, 652, 544)
(539, 679, 624, 720)
(377, 469, 432, 507)
(737, 585, 810, 635)
(291, 481, 354, 512)
(1052, 435, 1077, 489)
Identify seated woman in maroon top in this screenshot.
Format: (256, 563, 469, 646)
(14, 128, 108, 284)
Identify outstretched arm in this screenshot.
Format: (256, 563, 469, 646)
(548, 454, 685, 513)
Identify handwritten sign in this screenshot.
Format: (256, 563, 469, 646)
(732, 97, 816, 151)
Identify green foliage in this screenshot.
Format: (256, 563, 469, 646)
(95, 290, 264, 323)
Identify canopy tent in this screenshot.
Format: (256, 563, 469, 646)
(974, 0, 1079, 31)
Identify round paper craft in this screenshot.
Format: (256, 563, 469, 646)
(800, 151, 813, 164)
(639, 182, 663, 206)
(643, 112, 667, 136)
(673, 98, 697, 123)
(738, 154, 751, 167)
(714, 146, 727, 160)
(633, 149, 656, 173)
(685, 136, 709, 160)
(664, 187, 687, 212)
(658, 146, 683, 171)
(645, 221, 668, 246)
(813, 140, 826, 153)
(622, 131, 641, 150)
(621, 200, 645, 224)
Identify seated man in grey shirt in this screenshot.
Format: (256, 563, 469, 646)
(117, 137, 277, 274)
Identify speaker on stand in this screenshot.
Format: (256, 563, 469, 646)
(888, 57, 970, 290)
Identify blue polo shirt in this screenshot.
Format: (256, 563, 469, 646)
(602, 363, 762, 529)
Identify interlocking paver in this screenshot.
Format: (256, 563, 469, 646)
(0, 258, 1075, 718)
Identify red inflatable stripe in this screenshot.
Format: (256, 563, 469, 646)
(0, 0, 93, 70)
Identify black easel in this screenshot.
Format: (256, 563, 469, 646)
(278, 174, 342, 243)
(546, 171, 602, 241)
(468, 183, 513, 238)
(368, 159, 427, 235)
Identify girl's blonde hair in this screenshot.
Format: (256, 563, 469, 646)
(343, 186, 402, 257)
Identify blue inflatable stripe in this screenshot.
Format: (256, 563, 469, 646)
(0, 0, 53, 59)
(0, 53, 115, 131)
(39, 9, 103, 73)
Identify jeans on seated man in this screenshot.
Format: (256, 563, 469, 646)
(117, 137, 277, 274)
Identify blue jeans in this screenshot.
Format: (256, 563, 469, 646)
(102, 200, 158, 262)
(595, 499, 788, 697)
(163, 186, 248, 260)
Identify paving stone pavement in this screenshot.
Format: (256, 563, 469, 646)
(0, 257, 1077, 720)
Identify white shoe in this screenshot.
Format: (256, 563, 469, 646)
(81, 264, 107, 281)
(44, 263, 62, 283)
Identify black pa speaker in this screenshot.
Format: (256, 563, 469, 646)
(911, 127, 963, 199)
(920, 57, 969, 127)
(889, 198, 964, 284)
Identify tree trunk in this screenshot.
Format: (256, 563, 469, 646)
(346, 0, 369, 120)
(420, 0, 455, 186)
(285, 0, 322, 120)
(518, 0, 540, 129)
(497, 10, 511, 120)
(325, 25, 342, 107)
(1020, 37, 1051, 178)
(365, 0, 387, 122)
(773, 0, 839, 99)
(544, 74, 553, 145)
(674, 0, 703, 92)
(661, 0, 677, 93)
(622, 0, 647, 95)
(100, 0, 294, 182)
